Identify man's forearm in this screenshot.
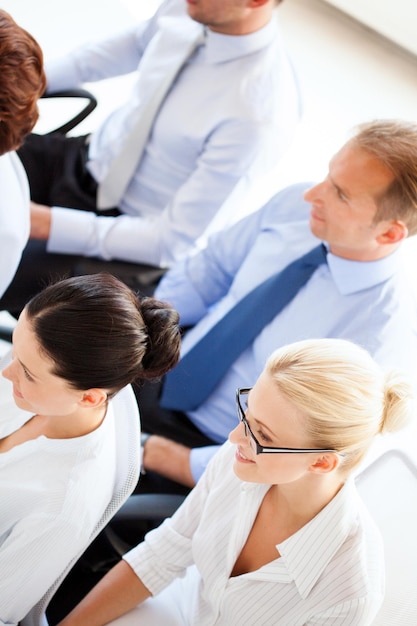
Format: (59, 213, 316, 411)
(30, 201, 51, 240)
(143, 435, 196, 488)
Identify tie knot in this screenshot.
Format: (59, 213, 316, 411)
(305, 243, 327, 268)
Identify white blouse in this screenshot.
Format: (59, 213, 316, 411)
(0, 152, 30, 298)
(121, 441, 384, 625)
(0, 375, 116, 626)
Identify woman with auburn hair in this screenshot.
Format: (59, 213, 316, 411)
(58, 338, 413, 626)
(0, 9, 46, 154)
(0, 8, 46, 298)
(0, 273, 181, 625)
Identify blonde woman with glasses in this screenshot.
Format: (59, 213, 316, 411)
(59, 338, 413, 626)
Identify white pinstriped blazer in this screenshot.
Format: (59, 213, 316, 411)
(125, 442, 384, 625)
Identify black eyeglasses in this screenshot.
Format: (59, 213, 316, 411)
(236, 387, 340, 456)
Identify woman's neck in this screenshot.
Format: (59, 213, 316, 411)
(38, 403, 108, 440)
(0, 404, 108, 454)
(269, 474, 345, 531)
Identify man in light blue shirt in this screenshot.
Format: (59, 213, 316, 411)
(1, 0, 300, 315)
(137, 120, 417, 494)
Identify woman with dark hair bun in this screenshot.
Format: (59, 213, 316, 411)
(24, 272, 181, 394)
(0, 273, 181, 625)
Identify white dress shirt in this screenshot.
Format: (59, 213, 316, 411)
(0, 152, 30, 298)
(0, 375, 116, 626)
(155, 183, 417, 479)
(45, 0, 301, 266)
(117, 442, 384, 626)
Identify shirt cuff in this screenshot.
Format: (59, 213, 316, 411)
(45, 57, 82, 91)
(189, 445, 220, 482)
(48, 206, 96, 255)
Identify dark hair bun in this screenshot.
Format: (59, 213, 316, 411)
(138, 296, 181, 380)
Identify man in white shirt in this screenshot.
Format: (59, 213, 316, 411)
(1, 0, 300, 315)
(131, 119, 417, 501)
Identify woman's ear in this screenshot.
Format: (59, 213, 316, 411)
(309, 453, 339, 474)
(79, 388, 108, 409)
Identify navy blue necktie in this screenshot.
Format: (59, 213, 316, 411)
(160, 244, 327, 411)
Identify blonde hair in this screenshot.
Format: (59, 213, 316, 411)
(351, 120, 417, 235)
(265, 338, 415, 473)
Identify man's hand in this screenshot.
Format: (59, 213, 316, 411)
(142, 435, 196, 488)
(30, 201, 52, 240)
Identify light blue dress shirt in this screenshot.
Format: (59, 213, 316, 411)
(45, 0, 301, 266)
(156, 183, 417, 480)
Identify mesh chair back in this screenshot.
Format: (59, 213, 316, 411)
(356, 449, 417, 625)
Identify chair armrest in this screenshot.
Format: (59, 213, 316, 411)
(102, 494, 186, 557)
(41, 88, 98, 135)
(74, 258, 167, 294)
(0, 325, 13, 343)
(112, 494, 186, 522)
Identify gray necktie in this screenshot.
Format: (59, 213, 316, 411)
(97, 27, 205, 209)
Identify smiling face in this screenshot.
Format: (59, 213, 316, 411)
(1, 309, 84, 417)
(303, 142, 398, 261)
(229, 371, 324, 486)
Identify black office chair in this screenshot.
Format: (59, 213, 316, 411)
(104, 493, 187, 556)
(0, 88, 166, 343)
(0, 322, 13, 343)
(41, 87, 98, 135)
(0, 89, 99, 343)
(2, 85, 173, 346)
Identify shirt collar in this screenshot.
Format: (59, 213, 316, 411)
(203, 17, 278, 64)
(325, 245, 403, 296)
(276, 480, 360, 598)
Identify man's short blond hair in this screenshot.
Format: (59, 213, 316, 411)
(352, 120, 417, 236)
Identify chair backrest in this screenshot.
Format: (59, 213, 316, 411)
(41, 88, 97, 135)
(355, 449, 417, 625)
(20, 383, 141, 626)
(0, 310, 15, 345)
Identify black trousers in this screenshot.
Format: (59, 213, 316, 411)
(18, 132, 98, 209)
(0, 133, 161, 315)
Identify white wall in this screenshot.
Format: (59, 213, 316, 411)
(324, 0, 417, 56)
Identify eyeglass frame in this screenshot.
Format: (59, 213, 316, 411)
(236, 387, 340, 456)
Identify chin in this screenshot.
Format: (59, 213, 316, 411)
(309, 224, 324, 241)
(13, 396, 32, 412)
(232, 461, 255, 482)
